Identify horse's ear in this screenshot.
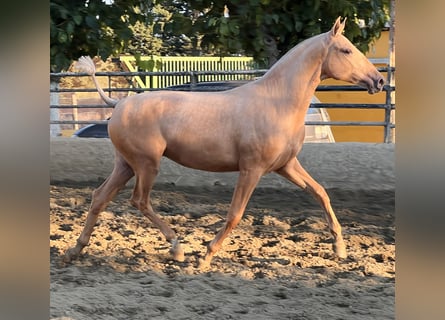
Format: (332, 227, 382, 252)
(331, 17, 346, 37)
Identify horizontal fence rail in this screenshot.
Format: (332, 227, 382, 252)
(50, 66, 395, 142)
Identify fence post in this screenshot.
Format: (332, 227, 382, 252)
(50, 79, 61, 137)
(108, 75, 112, 99)
(388, 0, 396, 143)
(190, 71, 198, 90)
(384, 69, 393, 143)
(72, 95, 79, 130)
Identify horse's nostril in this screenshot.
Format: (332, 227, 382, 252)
(378, 78, 385, 88)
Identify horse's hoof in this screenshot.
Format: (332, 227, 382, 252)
(63, 248, 78, 263)
(170, 239, 185, 262)
(333, 240, 347, 259)
(198, 258, 209, 270)
(171, 248, 185, 262)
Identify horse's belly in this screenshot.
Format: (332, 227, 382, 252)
(163, 143, 240, 172)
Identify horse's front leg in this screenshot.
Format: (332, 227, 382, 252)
(276, 157, 347, 259)
(199, 168, 263, 269)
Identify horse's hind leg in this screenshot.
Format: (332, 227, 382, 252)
(130, 162, 184, 262)
(63, 153, 134, 263)
(276, 157, 347, 259)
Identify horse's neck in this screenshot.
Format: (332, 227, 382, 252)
(258, 35, 327, 119)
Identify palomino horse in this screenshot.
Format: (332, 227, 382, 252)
(64, 17, 384, 268)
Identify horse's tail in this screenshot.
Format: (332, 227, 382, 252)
(75, 56, 118, 107)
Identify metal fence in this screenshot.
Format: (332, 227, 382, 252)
(50, 66, 395, 143)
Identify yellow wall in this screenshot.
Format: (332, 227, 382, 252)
(317, 31, 391, 142)
(366, 30, 390, 59)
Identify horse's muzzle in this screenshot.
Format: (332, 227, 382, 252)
(368, 76, 385, 94)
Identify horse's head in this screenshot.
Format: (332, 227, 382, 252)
(322, 17, 385, 94)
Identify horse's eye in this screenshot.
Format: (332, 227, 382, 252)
(340, 48, 352, 54)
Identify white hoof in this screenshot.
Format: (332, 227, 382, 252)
(170, 239, 185, 262)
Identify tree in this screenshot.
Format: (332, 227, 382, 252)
(186, 0, 390, 67)
(51, 0, 390, 71)
(127, 3, 196, 57)
(154, 0, 207, 56)
(128, 20, 164, 56)
(50, 0, 200, 72)
(50, 0, 148, 72)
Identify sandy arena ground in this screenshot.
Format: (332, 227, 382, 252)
(50, 140, 394, 320)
